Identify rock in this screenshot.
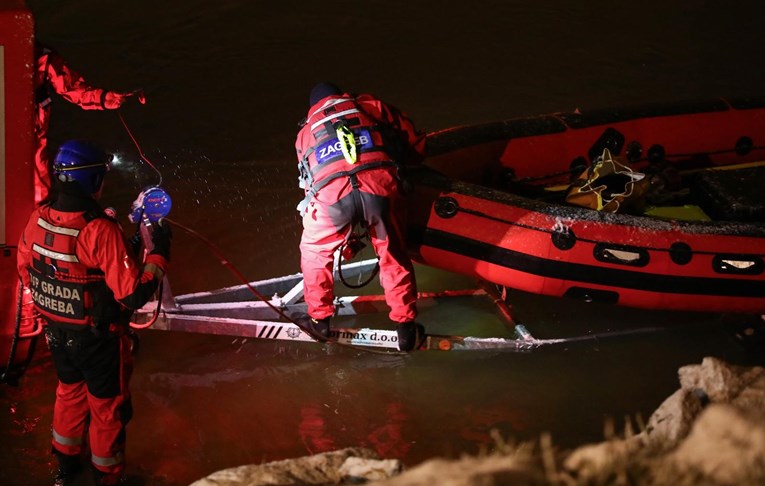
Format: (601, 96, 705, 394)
(644, 388, 704, 448)
(338, 457, 402, 482)
(562, 436, 644, 484)
(373, 454, 541, 486)
(660, 403, 765, 484)
(659, 362, 765, 485)
(190, 447, 385, 485)
(563, 357, 765, 485)
(679, 356, 747, 401)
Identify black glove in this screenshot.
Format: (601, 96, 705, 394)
(149, 219, 172, 260)
(128, 228, 142, 257)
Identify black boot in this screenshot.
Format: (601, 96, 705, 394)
(308, 317, 331, 339)
(52, 450, 81, 485)
(91, 465, 125, 485)
(396, 322, 425, 352)
(291, 312, 331, 340)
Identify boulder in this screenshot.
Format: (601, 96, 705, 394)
(190, 447, 395, 485)
(563, 357, 765, 484)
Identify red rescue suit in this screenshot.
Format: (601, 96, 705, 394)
(16, 192, 167, 481)
(35, 45, 118, 204)
(295, 92, 425, 323)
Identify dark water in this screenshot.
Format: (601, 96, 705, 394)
(3, 0, 765, 484)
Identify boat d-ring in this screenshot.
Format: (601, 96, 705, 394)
(551, 222, 576, 250)
(434, 196, 459, 218)
(669, 241, 693, 265)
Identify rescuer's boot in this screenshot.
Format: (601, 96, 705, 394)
(291, 312, 330, 340)
(308, 317, 331, 340)
(52, 450, 81, 486)
(396, 322, 425, 352)
(91, 466, 125, 485)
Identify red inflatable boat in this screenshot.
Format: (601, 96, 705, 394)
(407, 98, 765, 314)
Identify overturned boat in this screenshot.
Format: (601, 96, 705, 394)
(406, 97, 765, 314)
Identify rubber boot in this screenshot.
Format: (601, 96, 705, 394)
(308, 317, 331, 339)
(52, 450, 81, 486)
(91, 465, 125, 485)
(396, 322, 425, 352)
(291, 312, 331, 340)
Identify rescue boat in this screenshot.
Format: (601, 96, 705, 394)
(406, 97, 765, 314)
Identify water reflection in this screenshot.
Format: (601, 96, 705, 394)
(299, 403, 338, 454)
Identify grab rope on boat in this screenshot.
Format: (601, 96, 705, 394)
(513, 143, 765, 186)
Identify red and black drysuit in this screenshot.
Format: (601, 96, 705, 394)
(16, 46, 133, 355)
(34, 45, 129, 204)
(295, 92, 425, 324)
(16, 187, 168, 482)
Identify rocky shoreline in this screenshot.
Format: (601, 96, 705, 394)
(192, 357, 765, 485)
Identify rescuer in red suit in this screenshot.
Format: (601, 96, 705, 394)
(16, 141, 171, 485)
(295, 82, 426, 352)
(34, 43, 142, 204)
(19, 44, 143, 372)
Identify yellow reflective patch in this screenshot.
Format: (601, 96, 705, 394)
(336, 125, 357, 164)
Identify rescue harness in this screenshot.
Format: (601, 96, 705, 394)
(26, 207, 118, 329)
(296, 96, 399, 215)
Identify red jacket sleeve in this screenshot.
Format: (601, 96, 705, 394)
(357, 94, 426, 164)
(42, 51, 110, 110)
(78, 219, 168, 310)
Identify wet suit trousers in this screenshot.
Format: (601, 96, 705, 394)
(46, 325, 133, 480)
(300, 187, 417, 324)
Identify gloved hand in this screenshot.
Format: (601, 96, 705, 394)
(149, 219, 172, 261)
(128, 228, 143, 257)
(103, 89, 147, 109)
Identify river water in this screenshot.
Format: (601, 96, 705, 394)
(3, 1, 765, 484)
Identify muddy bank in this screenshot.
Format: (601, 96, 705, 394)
(192, 356, 765, 485)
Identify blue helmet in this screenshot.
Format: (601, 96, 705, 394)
(53, 140, 111, 194)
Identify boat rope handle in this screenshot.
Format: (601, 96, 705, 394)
(515, 145, 765, 185)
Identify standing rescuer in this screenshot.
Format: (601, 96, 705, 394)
(15, 141, 171, 485)
(295, 82, 426, 352)
(34, 43, 143, 204)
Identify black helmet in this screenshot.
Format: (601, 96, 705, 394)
(309, 82, 341, 106)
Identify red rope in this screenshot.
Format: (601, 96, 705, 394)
(117, 112, 163, 186)
(163, 217, 293, 323)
